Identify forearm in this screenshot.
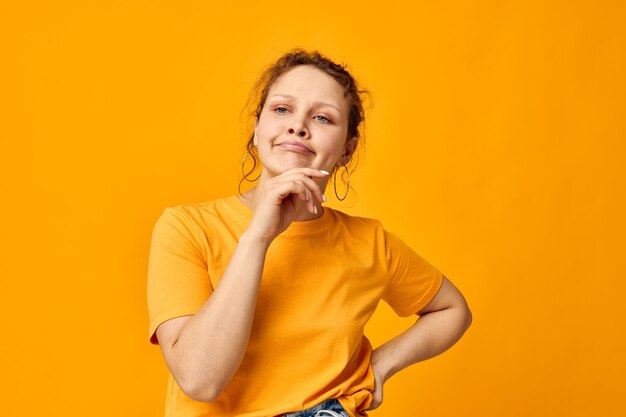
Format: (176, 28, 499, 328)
(372, 306, 472, 381)
(171, 231, 269, 400)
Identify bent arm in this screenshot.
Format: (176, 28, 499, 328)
(153, 168, 327, 402)
(156, 231, 270, 402)
(371, 276, 472, 382)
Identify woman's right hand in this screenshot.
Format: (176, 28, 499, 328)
(245, 168, 329, 244)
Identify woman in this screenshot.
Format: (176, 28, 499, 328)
(147, 49, 472, 417)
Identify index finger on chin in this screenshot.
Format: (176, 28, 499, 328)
(295, 167, 331, 178)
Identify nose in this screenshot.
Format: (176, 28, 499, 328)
(287, 121, 309, 138)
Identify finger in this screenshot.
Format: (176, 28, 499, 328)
(284, 174, 323, 204)
(271, 181, 314, 214)
(273, 173, 325, 204)
(283, 181, 308, 203)
(281, 167, 330, 179)
(268, 180, 307, 203)
(296, 182, 309, 202)
(293, 180, 314, 213)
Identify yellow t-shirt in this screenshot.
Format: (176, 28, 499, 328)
(147, 195, 443, 417)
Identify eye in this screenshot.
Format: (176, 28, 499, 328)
(273, 107, 289, 114)
(314, 115, 332, 124)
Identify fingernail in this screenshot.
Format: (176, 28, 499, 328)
(320, 170, 330, 175)
(314, 205, 318, 214)
(322, 194, 327, 202)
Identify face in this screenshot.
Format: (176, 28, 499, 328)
(254, 65, 356, 176)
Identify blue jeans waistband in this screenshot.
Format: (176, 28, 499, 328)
(277, 398, 348, 417)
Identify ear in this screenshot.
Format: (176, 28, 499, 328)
(338, 136, 358, 166)
(252, 119, 259, 147)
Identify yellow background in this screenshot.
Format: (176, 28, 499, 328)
(1, 1, 624, 416)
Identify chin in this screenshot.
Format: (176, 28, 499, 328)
(267, 159, 317, 174)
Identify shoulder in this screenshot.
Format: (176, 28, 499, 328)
(325, 206, 384, 230)
(152, 196, 234, 243)
(162, 196, 228, 218)
(154, 196, 251, 251)
(157, 195, 241, 228)
(323, 208, 416, 250)
(324, 207, 387, 245)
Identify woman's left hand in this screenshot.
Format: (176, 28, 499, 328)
(363, 356, 387, 411)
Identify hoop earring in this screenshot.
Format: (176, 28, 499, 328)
(242, 150, 260, 182)
(333, 164, 350, 201)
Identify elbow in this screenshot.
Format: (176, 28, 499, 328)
(162, 336, 227, 402)
(455, 291, 472, 331)
(183, 388, 214, 403)
(178, 376, 223, 403)
(464, 305, 473, 330)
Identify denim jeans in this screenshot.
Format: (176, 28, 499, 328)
(278, 398, 349, 417)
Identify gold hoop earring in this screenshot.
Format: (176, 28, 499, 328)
(242, 150, 260, 182)
(333, 164, 350, 201)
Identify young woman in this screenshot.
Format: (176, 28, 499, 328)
(147, 49, 472, 417)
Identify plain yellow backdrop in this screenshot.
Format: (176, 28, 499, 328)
(1, 1, 624, 416)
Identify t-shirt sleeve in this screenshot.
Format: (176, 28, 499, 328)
(381, 229, 444, 317)
(147, 207, 214, 345)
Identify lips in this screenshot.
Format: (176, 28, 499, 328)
(276, 140, 315, 154)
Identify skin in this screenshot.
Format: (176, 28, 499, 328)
(154, 64, 472, 411)
(240, 64, 358, 227)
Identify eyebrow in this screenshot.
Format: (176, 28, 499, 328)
(269, 94, 342, 113)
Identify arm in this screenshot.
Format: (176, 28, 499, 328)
(365, 275, 472, 410)
(156, 231, 270, 402)
(153, 168, 328, 402)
